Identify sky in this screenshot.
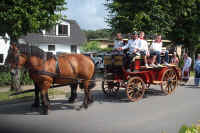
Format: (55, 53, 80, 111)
(63, 0, 109, 30)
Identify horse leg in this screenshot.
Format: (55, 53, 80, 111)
(32, 82, 40, 108)
(68, 82, 78, 103)
(46, 92, 50, 102)
(40, 81, 51, 115)
(82, 81, 93, 109)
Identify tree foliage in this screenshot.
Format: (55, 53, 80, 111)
(81, 41, 101, 52)
(83, 29, 112, 40)
(105, 0, 174, 36)
(105, 0, 200, 53)
(0, 0, 66, 42)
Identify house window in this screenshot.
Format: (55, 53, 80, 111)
(48, 45, 55, 51)
(0, 54, 3, 63)
(58, 24, 68, 36)
(71, 45, 77, 53)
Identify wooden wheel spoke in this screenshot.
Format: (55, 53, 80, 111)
(126, 77, 145, 102)
(127, 88, 134, 94)
(161, 69, 178, 95)
(134, 89, 143, 97)
(102, 81, 119, 96)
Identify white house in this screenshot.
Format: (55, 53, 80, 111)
(0, 34, 10, 65)
(21, 19, 87, 54)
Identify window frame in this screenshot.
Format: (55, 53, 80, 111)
(56, 23, 70, 37)
(48, 45, 55, 51)
(70, 45, 77, 53)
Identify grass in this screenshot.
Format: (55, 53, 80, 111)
(0, 89, 68, 102)
(190, 71, 195, 77)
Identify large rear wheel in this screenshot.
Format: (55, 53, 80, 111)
(126, 77, 146, 102)
(161, 69, 178, 95)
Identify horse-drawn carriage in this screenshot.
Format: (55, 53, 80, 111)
(102, 52, 181, 102)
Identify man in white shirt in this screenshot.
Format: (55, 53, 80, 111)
(117, 32, 138, 71)
(113, 33, 124, 50)
(117, 31, 138, 54)
(135, 31, 149, 68)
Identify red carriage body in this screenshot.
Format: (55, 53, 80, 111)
(102, 53, 181, 102)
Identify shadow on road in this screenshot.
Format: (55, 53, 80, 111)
(0, 88, 166, 115)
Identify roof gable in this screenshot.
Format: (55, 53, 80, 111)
(21, 19, 87, 45)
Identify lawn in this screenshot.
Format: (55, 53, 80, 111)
(0, 89, 69, 102)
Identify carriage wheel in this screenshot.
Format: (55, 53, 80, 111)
(102, 80, 120, 96)
(126, 77, 146, 102)
(161, 69, 178, 95)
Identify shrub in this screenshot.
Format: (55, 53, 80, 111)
(179, 124, 200, 133)
(0, 70, 33, 86)
(0, 72, 11, 86)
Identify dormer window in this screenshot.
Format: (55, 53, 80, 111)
(41, 21, 70, 37)
(58, 24, 69, 36)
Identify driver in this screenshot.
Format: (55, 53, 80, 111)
(117, 31, 139, 71)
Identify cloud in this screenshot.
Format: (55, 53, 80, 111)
(63, 0, 109, 30)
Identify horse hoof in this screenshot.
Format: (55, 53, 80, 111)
(31, 103, 40, 108)
(68, 99, 75, 103)
(68, 96, 77, 103)
(41, 110, 48, 115)
(88, 99, 93, 104)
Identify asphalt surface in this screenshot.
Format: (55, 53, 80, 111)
(0, 80, 200, 133)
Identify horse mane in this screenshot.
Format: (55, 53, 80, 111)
(16, 44, 46, 59)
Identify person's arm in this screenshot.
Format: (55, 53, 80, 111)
(113, 40, 118, 49)
(121, 42, 129, 50)
(194, 62, 197, 70)
(184, 58, 192, 70)
(188, 58, 192, 67)
(150, 41, 155, 51)
(145, 41, 149, 56)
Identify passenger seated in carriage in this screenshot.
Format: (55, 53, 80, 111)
(116, 31, 139, 71)
(150, 35, 170, 67)
(134, 31, 150, 68)
(113, 33, 124, 51)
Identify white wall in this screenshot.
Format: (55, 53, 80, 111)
(36, 43, 81, 54)
(0, 36, 10, 65)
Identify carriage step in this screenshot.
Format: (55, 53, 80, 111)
(153, 81, 162, 84)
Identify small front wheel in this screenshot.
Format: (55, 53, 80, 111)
(126, 77, 146, 102)
(102, 80, 120, 96)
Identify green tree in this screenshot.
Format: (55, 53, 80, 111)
(81, 41, 101, 52)
(83, 29, 112, 40)
(0, 0, 66, 42)
(105, 0, 174, 37)
(167, 0, 200, 55)
(106, 0, 200, 54)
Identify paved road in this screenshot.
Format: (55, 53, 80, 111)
(0, 83, 200, 133)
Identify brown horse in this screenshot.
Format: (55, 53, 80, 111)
(6, 43, 95, 115)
